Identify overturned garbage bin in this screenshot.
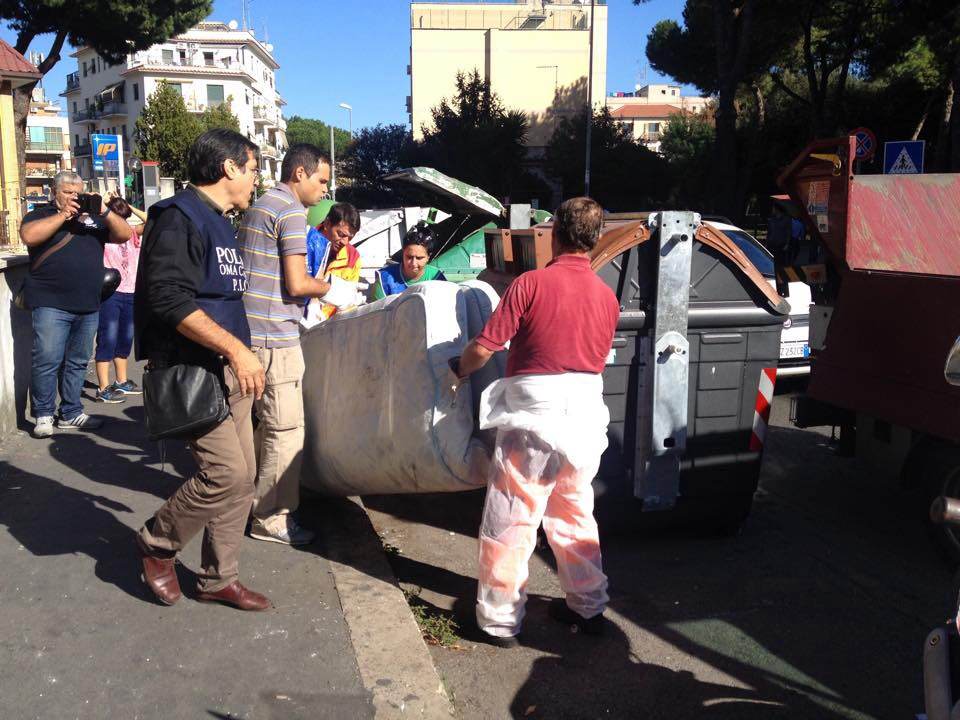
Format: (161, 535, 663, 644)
(483, 211, 789, 532)
(300, 280, 506, 497)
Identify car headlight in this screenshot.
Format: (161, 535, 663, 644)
(783, 317, 793, 329)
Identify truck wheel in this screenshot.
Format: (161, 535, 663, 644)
(917, 443, 960, 563)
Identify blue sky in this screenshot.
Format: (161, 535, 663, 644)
(3, 0, 690, 130)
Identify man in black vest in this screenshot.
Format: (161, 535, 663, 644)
(134, 129, 270, 611)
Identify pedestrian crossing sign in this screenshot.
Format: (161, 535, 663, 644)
(883, 140, 924, 175)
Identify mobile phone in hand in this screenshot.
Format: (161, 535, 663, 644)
(77, 193, 102, 216)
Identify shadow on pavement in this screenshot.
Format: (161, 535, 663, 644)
(0, 460, 152, 603)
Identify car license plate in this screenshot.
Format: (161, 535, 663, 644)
(781, 342, 809, 359)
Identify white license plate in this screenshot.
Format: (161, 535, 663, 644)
(781, 342, 809, 359)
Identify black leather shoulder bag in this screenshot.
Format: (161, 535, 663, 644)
(142, 361, 230, 440)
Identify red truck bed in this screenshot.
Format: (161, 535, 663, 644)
(778, 137, 960, 443)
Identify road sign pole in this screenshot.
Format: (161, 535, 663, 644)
(117, 134, 125, 199)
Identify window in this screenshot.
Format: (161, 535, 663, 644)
(72, 101, 77, 113)
(122, 124, 127, 140)
(82, 62, 87, 77)
(162, 49, 174, 64)
(716, 229, 774, 277)
(84, 98, 90, 110)
(647, 123, 660, 133)
(179, 49, 187, 64)
(206, 84, 225, 107)
(133, 83, 139, 101)
(90, 59, 96, 75)
(75, 134, 80, 147)
(203, 52, 215, 67)
(167, 83, 183, 97)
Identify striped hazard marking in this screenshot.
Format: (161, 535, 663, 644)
(749, 368, 777, 451)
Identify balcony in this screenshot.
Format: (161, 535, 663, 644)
(25, 139, 65, 154)
(259, 142, 278, 159)
(74, 142, 92, 157)
(100, 101, 127, 117)
(253, 106, 278, 125)
(26, 168, 58, 180)
(640, 132, 661, 143)
(73, 108, 99, 124)
(64, 72, 80, 93)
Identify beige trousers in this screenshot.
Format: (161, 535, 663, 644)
(251, 344, 306, 523)
(139, 367, 256, 592)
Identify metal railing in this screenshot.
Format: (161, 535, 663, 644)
(73, 142, 92, 156)
(25, 139, 65, 153)
(72, 108, 99, 122)
(26, 168, 57, 178)
(100, 101, 127, 116)
(65, 73, 80, 92)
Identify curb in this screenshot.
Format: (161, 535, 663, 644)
(318, 496, 456, 719)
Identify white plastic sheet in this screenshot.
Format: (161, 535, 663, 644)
(300, 280, 505, 496)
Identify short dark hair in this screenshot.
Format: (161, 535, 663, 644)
(187, 128, 258, 186)
(552, 196, 603, 253)
(106, 195, 132, 219)
(322, 202, 361, 234)
(402, 222, 436, 253)
(280, 143, 329, 183)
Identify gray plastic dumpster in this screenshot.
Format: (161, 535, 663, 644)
(590, 212, 789, 532)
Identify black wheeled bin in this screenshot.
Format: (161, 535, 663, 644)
(591, 212, 787, 532)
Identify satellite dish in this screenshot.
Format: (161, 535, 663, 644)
(228, 19, 239, 29)
(265, 43, 274, 52)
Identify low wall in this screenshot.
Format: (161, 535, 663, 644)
(0, 254, 32, 437)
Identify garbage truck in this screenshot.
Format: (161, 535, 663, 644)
(301, 207, 791, 533)
(776, 136, 960, 557)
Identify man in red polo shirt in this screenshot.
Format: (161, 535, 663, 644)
(452, 196, 619, 647)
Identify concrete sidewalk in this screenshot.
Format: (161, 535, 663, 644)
(0, 369, 451, 719)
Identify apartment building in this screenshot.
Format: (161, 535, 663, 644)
(409, 0, 608, 147)
(62, 21, 287, 184)
(25, 86, 71, 202)
(606, 83, 711, 153)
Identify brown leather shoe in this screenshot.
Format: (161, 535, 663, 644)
(139, 553, 182, 606)
(196, 581, 271, 611)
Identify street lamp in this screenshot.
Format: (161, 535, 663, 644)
(339, 102, 353, 139)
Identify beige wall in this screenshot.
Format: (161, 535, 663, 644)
(410, 2, 607, 148)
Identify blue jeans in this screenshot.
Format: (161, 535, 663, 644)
(30, 307, 99, 420)
(95, 291, 134, 361)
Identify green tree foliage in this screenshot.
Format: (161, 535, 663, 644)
(339, 124, 415, 207)
(134, 83, 241, 181)
(285, 115, 351, 158)
(133, 81, 198, 182)
(2, 0, 211, 198)
(415, 70, 529, 201)
(200, 99, 241, 132)
(658, 113, 715, 208)
(636, 0, 960, 219)
(546, 106, 667, 211)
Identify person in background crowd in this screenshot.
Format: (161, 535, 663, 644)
(134, 129, 270, 611)
(450, 197, 618, 648)
(19, 171, 133, 438)
(313, 203, 361, 320)
(239, 143, 332, 546)
(94, 196, 145, 403)
(372, 222, 447, 299)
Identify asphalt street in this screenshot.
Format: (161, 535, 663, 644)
(0, 373, 373, 720)
(364, 387, 954, 720)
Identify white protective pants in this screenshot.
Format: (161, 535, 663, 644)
(476, 427, 609, 638)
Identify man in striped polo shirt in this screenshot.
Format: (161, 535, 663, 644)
(239, 144, 332, 545)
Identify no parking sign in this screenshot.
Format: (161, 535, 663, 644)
(852, 127, 877, 162)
